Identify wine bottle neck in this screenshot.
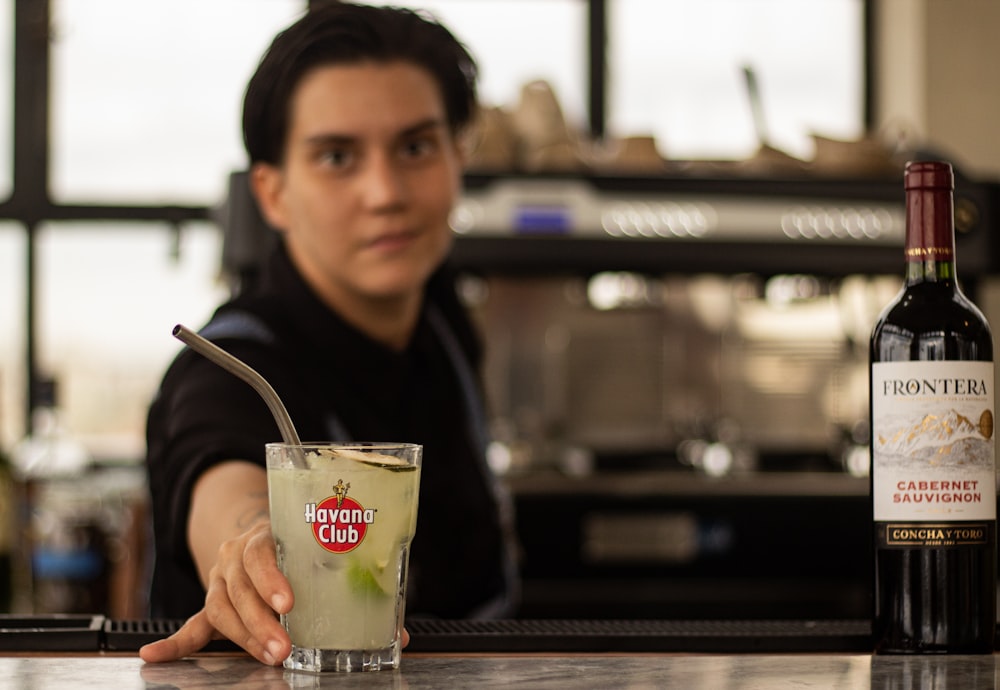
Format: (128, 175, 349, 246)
(904, 180, 956, 287)
(905, 259, 956, 286)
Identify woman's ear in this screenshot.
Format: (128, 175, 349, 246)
(249, 162, 289, 231)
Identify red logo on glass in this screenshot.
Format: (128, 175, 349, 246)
(304, 480, 375, 554)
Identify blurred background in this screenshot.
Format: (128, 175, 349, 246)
(2, 0, 999, 621)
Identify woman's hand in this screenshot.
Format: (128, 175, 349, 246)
(139, 519, 294, 665)
(138, 461, 409, 666)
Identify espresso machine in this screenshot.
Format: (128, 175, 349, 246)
(448, 171, 1000, 620)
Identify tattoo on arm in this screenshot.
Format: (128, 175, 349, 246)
(235, 490, 271, 530)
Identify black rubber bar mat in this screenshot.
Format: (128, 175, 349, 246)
(102, 618, 241, 652)
(0, 614, 104, 652)
(404, 618, 874, 653)
(0, 616, 880, 653)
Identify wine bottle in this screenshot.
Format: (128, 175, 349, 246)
(870, 160, 996, 653)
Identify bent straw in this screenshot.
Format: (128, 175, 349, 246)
(172, 324, 303, 455)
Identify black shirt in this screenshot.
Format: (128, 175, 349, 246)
(145, 242, 514, 619)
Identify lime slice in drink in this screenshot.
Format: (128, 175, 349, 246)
(347, 560, 392, 598)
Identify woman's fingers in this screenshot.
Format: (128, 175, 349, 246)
(206, 531, 290, 665)
(138, 611, 217, 663)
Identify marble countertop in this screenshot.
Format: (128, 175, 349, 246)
(1, 652, 998, 689)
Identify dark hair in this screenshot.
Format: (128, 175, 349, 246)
(242, 1, 478, 166)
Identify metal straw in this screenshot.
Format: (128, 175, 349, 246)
(172, 324, 303, 450)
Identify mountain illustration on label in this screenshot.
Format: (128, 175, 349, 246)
(876, 409, 994, 467)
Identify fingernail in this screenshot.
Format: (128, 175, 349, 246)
(262, 649, 277, 665)
(271, 593, 288, 612)
(266, 639, 285, 664)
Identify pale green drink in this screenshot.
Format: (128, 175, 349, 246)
(266, 443, 421, 673)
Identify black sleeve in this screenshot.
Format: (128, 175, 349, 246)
(144, 337, 288, 615)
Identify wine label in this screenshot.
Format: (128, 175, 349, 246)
(872, 361, 996, 523)
(876, 521, 993, 548)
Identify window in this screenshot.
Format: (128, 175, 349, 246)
(394, 0, 589, 130)
(608, 0, 865, 160)
(49, 0, 304, 204)
(34, 222, 228, 458)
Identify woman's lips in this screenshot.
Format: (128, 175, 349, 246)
(368, 230, 418, 252)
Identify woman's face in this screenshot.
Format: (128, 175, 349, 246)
(252, 61, 462, 315)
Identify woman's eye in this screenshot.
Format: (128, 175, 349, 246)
(401, 137, 436, 160)
(320, 148, 354, 168)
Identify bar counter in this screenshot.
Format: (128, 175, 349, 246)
(1, 652, 999, 688)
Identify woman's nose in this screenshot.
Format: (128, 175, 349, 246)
(362, 153, 406, 209)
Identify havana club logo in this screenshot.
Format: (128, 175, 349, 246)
(303, 479, 376, 553)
